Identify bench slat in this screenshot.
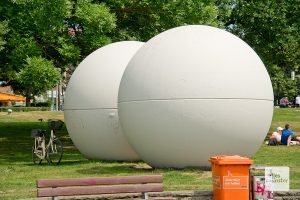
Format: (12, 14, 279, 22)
(37, 184, 163, 197)
(37, 175, 163, 188)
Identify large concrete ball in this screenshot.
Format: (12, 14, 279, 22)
(64, 41, 143, 161)
(118, 25, 273, 168)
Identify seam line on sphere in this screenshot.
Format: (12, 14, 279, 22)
(118, 98, 274, 103)
(64, 108, 117, 111)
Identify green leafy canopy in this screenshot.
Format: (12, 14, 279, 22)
(16, 57, 60, 99)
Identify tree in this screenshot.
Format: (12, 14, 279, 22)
(16, 57, 60, 106)
(100, 0, 223, 41)
(269, 65, 298, 102)
(0, 20, 9, 79)
(74, 0, 116, 55)
(227, 0, 300, 98)
(0, 21, 8, 52)
(0, 0, 116, 105)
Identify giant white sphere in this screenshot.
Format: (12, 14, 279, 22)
(64, 41, 143, 161)
(118, 25, 273, 168)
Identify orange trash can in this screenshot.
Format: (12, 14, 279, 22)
(209, 155, 253, 200)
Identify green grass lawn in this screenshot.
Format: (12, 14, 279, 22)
(0, 109, 300, 199)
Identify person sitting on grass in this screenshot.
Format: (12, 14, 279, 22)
(281, 124, 300, 146)
(279, 97, 292, 108)
(269, 127, 283, 145)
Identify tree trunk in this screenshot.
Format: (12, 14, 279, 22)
(26, 98, 31, 107)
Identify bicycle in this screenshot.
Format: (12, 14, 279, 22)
(31, 119, 64, 165)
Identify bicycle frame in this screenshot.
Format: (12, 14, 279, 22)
(33, 130, 57, 160)
(47, 130, 58, 154)
(34, 135, 46, 159)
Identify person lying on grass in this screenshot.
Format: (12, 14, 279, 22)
(281, 124, 300, 146)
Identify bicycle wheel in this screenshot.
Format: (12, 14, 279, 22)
(47, 138, 63, 165)
(32, 145, 43, 165)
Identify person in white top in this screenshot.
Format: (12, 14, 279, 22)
(270, 127, 283, 142)
(296, 95, 300, 107)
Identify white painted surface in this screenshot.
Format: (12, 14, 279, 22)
(64, 41, 143, 160)
(64, 109, 138, 160)
(118, 25, 273, 168)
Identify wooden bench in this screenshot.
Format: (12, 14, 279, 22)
(37, 175, 163, 200)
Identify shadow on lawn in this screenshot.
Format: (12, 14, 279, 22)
(75, 161, 212, 176)
(76, 163, 155, 175)
(0, 121, 74, 164)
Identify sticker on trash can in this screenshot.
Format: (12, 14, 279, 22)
(252, 176, 273, 199)
(223, 171, 249, 189)
(213, 175, 221, 189)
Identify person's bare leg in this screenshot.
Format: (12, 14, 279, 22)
(287, 136, 292, 146)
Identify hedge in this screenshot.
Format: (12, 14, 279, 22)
(0, 107, 51, 112)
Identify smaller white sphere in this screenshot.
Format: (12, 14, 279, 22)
(64, 41, 144, 161)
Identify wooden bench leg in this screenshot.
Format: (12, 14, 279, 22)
(52, 196, 59, 200)
(142, 192, 148, 199)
